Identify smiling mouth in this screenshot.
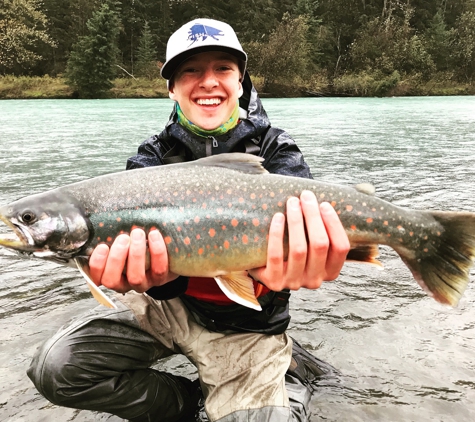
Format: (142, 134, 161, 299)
(196, 98, 222, 106)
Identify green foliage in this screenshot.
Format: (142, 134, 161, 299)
(65, 2, 120, 98)
(0, 0, 56, 74)
(450, 11, 475, 81)
(245, 13, 311, 89)
(135, 21, 160, 79)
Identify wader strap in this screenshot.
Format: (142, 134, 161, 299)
(162, 142, 186, 164)
(244, 139, 260, 155)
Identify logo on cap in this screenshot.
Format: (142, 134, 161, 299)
(187, 23, 224, 46)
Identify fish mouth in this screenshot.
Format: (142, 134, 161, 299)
(0, 214, 34, 252)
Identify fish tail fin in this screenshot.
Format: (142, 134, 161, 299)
(396, 211, 475, 307)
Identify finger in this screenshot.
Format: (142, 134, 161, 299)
(148, 229, 173, 285)
(285, 196, 308, 288)
(300, 191, 329, 288)
(249, 212, 286, 291)
(126, 229, 148, 290)
(89, 243, 110, 285)
(101, 234, 130, 291)
(319, 202, 350, 280)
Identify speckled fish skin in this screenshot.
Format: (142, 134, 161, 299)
(1, 153, 475, 308)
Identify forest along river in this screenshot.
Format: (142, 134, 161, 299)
(0, 96, 475, 421)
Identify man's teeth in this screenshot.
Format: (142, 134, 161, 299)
(197, 98, 221, 105)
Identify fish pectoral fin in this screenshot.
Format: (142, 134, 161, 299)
(215, 272, 262, 311)
(346, 245, 383, 268)
(74, 257, 117, 309)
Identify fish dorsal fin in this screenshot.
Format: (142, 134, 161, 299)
(194, 153, 268, 175)
(215, 271, 262, 311)
(74, 257, 117, 309)
(355, 183, 376, 196)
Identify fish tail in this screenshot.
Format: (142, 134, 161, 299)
(396, 211, 475, 307)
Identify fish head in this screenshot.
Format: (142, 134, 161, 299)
(0, 191, 90, 263)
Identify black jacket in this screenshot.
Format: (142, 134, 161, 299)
(126, 73, 312, 334)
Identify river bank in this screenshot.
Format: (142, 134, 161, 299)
(0, 74, 473, 99)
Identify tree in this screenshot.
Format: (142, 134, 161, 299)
(0, 0, 56, 74)
(135, 21, 159, 79)
(65, 2, 120, 98)
(245, 13, 311, 90)
(450, 11, 475, 81)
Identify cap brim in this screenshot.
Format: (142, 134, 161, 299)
(161, 45, 247, 80)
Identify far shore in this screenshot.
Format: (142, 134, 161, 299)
(0, 75, 474, 99)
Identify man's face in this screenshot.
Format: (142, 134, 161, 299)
(169, 51, 243, 131)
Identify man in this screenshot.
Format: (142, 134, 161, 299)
(28, 19, 350, 421)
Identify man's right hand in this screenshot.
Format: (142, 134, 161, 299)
(89, 228, 178, 293)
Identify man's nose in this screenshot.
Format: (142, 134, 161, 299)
(199, 69, 218, 90)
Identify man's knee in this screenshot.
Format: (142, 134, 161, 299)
(27, 332, 87, 407)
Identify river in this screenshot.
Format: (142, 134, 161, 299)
(0, 96, 475, 421)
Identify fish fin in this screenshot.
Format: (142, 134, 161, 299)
(395, 211, 475, 307)
(395, 211, 475, 306)
(215, 272, 262, 311)
(74, 257, 117, 309)
(194, 153, 268, 175)
(346, 245, 383, 268)
(355, 183, 376, 196)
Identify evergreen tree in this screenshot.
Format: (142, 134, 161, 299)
(135, 21, 159, 79)
(65, 2, 120, 98)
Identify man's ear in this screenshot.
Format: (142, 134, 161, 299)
(169, 86, 176, 100)
(238, 80, 243, 98)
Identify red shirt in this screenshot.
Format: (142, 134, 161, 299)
(185, 276, 270, 305)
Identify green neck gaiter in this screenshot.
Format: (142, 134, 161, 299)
(176, 101, 240, 137)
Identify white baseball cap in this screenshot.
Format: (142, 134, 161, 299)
(161, 18, 247, 80)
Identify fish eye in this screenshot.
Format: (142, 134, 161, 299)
(21, 211, 36, 224)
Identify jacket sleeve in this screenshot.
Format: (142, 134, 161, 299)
(258, 127, 313, 180)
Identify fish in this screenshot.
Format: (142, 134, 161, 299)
(0, 153, 474, 311)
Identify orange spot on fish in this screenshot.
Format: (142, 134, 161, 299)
(99, 222, 104, 227)
(194, 216, 200, 223)
(253, 218, 260, 226)
(198, 248, 204, 255)
(262, 204, 268, 210)
(227, 189, 232, 194)
(351, 225, 357, 231)
(250, 193, 256, 199)
(320, 193, 325, 199)
(107, 237, 112, 242)
(175, 247, 179, 253)
(239, 197, 244, 203)
(217, 208, 223, 214)
(242, 235, 249, 244)
(222, 225, 226, 230)
(346, 205, 353, 212)
(278, 202, 283, 207)
(331, 201, 337, 207)
(164, 236, 172, 245)
(184, 237, 191, 245)
(196, 234, 201, 240)
(116, 217, 121, 222)
(231, 218, 239, 227)
(224, 240, 230, 249)
(366, 217, 373, 223)
(202, 203, 207, 209)
(383, 221, 388, 226)
(410, 232, 414, 236)
(177, 226, 182, 232)
(209, 228, 216, 237)
(424, 248, 428, 253)
(254, 236, 259, 242)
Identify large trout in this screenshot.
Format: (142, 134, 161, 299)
(1, 153, 474, 310)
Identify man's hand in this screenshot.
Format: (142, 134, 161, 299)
(89, 228, 178, 293)
(248, 190, 350, 291)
